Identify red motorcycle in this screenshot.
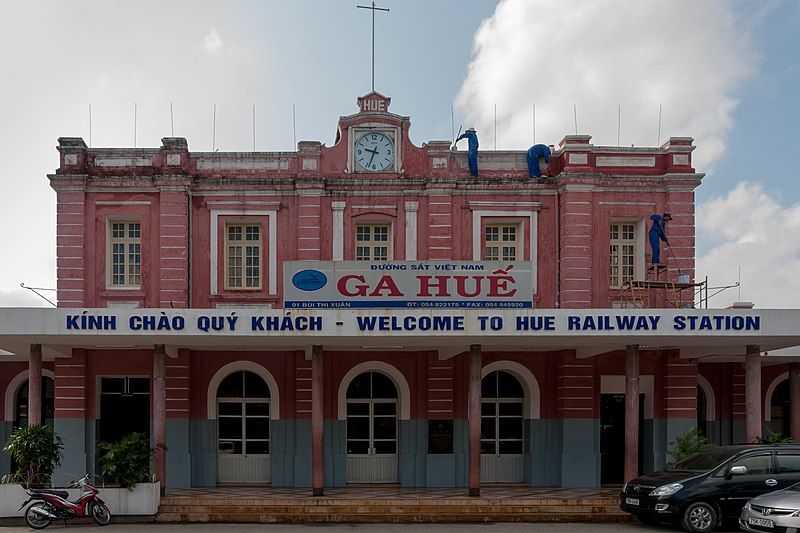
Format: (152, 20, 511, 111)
(18, 474, 111, 529)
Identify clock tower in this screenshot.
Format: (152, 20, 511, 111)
(342, 91, 409, 174)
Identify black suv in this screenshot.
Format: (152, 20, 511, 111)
(620, 444, 800, 532)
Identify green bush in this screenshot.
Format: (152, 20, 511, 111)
(667, 427, 713, 462)
(756, 428, 793, 444)
(3, 425, 64, 488)
(97, 432, 160, 489)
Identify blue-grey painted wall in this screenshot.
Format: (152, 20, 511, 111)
(0, 421, 11, 478)
(732, 420, 746, 445)
(431, 419, 468, 487)
(650, 418, 696, 471)
(324, 419, 346, 487)
(189, 418, 216, 487)
(528, 418, 559, 486)
(166, 419, 191, 488)
(183, 416, 604, 488)
(53, 418, 93, 486)
(560, 418, 601, 487)
(398, 419, 424, 487)
(271, 419, 311, 487)
(46, 414, 715, 489)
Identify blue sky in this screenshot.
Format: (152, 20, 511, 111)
(0, 0, 798, 306)
(707, 1, 800, 200)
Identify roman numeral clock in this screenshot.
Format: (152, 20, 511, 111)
(354, 131, 395, 172)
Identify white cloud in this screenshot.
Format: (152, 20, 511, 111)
(455, 0, 756, 169)
(697, 182, 800, 308)
(0, 289, 52, 308)
(203, 28, 224, 56)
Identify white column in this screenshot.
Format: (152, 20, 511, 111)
(405, 201, 419, 260)
(332, 201, 346, 261)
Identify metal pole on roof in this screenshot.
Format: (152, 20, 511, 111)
(252, 104, 256, 152)
(212, 104, 217, 151)
(738, 265, 742, 300)
(494, 102, 497, 149)
(170, 102, 175, 137)
(293, 103, 297, 149)
(573, 104, 578, 135)
(20, 283, 57, 307)
(617, 105, 621, 147)
(357, 2, 389, 92)
(88, 104, 92, 148)
(451, 105, 455, 145)
(657, 104, 663, 146)
(134, 102, 138, 148)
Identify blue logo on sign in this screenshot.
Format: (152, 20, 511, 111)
(292, 269, 327, 292)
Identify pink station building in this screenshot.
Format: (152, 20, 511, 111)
(2, 92, 800, 493)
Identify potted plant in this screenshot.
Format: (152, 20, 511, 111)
(756, 428, 794, 444)
(93, 432, 162, 516)
(96, 432, 160, 489)
(3, 425, 64, 488)
(667, 427, 713, 462)
(1, 425, 64, 517)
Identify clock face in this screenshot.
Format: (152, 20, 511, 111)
(355, 131, 394, 172)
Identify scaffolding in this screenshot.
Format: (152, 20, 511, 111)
(619, 264, 706, 309)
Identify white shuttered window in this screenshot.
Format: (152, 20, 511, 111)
(109, 221, 141, 287)
(609, 222, 636, 288)
(226, 224, 262, 290)
(355, 224, 391, 261)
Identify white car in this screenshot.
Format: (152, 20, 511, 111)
(740, 483, 800, 532)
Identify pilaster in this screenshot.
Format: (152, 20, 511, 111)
(166, 349, 190, 487)
(426, 190, 454, 260)
(53, 349, 91, 485)
(156, 180, 191, 308)
(558, 184, 594, 308)
(297, 191, 323, 260)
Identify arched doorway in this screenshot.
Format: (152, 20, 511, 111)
(15, 377, 55, 428)
(697, 385, 708, 438)
(770, 380, 790, 438)
(345, 371, 398, 483)
(481, 370, 524, 483)
(216, 370, 271, 484)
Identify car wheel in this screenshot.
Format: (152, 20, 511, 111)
(681, 501, 717, 533)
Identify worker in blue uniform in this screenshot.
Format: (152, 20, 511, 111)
(456, 127, 479, 176)
(526, 144, 551, 177)
(649, 213, 673, 265)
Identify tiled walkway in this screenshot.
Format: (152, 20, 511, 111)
(165, 486, 620, 500)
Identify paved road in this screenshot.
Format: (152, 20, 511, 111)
(0, 523, 742, 532)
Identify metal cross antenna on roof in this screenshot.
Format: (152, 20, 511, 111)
(357, 1, 390, 92)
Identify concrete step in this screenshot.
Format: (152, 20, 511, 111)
(156, 497, 627, 523)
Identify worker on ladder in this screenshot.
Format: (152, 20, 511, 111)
(456, 127, 479, 176)
(649, 212, 673, 268)
(526, 144, 553, 177)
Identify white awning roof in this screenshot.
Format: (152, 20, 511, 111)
(0, 307, 798, 362)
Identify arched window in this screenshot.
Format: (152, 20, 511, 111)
(481, 370, 524, 455)
(15, 377, 55, 428)
(346, 372, 398, 456)
(217, 371, 270, 456)
(770, 380, 790, 438)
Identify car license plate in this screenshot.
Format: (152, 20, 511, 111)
(625, 498, 639, 506)
(748, 516, 774, 528)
